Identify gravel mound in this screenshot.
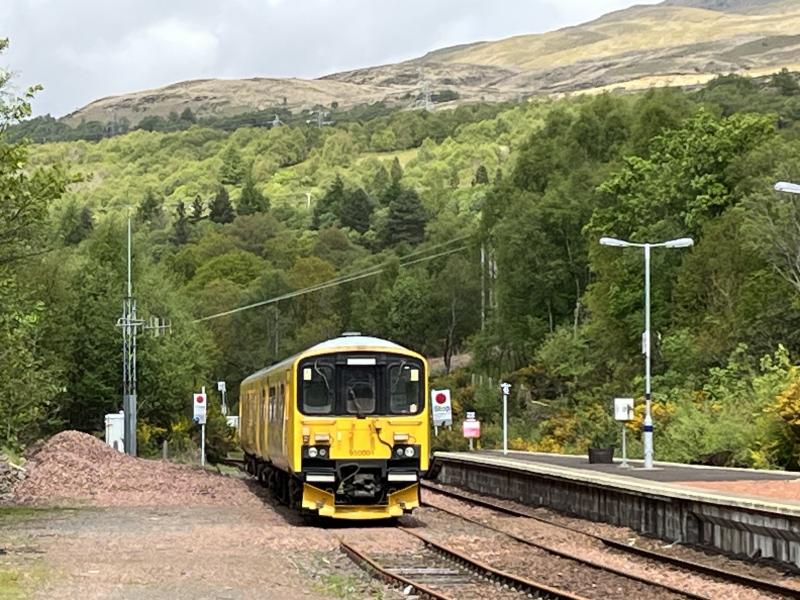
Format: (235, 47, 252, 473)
(12, 430, 263, 507)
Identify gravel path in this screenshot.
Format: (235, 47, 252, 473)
(2, 503, 403, 599)
(0, 431, 405, 599)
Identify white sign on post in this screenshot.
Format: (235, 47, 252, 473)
(500, 382, 511, 455)
(193, 392, 207, 425)
(614, 397, 634, 421)
(614, 397, 634, 469)
(431, 389, 453, 429)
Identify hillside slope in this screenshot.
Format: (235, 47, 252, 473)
(64, 0, 800, 126)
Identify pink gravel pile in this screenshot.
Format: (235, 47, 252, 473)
(12, 430, 263, 507)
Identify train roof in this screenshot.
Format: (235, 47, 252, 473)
(240, 335, 416, 384)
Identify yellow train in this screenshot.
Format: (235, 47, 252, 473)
(239, 333, 429, 519)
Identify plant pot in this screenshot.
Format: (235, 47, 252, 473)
(588, 446, 614, 464)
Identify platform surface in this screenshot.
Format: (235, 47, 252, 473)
(435, 450, 800, 513)
(481, 450, 800, 482)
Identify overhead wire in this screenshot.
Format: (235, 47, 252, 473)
(193, 237, 471, 323)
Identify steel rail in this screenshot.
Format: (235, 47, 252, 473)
(339, 540, 453, 600)
(420, 496, 707, 600)
(421, 480, 800, 599)
(399, 527, 589, 600)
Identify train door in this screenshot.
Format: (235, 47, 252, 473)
(278, 383, 286, 456)
(260, 385, 268, 456)
(268, 384, 277, 455)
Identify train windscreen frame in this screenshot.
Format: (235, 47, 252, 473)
(298, 353, 424, 416)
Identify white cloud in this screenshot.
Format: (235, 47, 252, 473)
(1, 0, 661, 117)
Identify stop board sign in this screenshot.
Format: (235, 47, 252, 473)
(193, 393, 207, 424)
(430, 389, 452, 426)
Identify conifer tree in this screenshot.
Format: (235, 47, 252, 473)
(381, 187, 427, 247)
(472, 164, 489, 185)
(137, 189, 163, 226)
(313, 174, 346, 228)
(208, 186, 236, 224)
(172, 201, 190, 245)
(219, 146, 246, 185)
(339, 188, 373, 234)
(390, 156, 403, 184)
(190, 194, 205, 222)
(238, 173, 269, 215)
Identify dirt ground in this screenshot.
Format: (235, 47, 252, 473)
(0, 483, 403, 600)
(0, 431, 408, 599)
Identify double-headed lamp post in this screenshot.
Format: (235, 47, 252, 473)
(775, 181, 800, 195)
(599, 236, 694, 469)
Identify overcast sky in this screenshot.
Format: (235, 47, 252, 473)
(3, 0, 660, 118)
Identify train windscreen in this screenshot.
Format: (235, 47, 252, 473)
(299, 355, 423, 416)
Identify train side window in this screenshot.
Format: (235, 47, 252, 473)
(269, 386, 276, 420)
(302, 363, 333, 414)
(389, 363, 422, 414)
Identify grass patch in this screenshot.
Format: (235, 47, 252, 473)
(0, 560, 47, 599)
(0, 507, 76, 525)
(317, 571, 385, 599)
(303, 552, 387, 599)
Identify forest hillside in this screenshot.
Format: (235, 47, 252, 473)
(4, 39, 800, 469)
(37, 0, 800, 130)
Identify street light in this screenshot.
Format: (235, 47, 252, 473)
(599, 235, 694, 469)
(775, 181, 800, 195)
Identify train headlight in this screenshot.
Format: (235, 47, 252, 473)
(318, 447, 327, 458)
(308, 447, 319, 458)
(404, 446, 415, 458)
(395, 447, 405, 457)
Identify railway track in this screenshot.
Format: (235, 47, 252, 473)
(340, 527, 588, 600)
(421, 480, 800, 599)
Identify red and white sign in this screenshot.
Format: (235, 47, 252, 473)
(193, 392, 207, 424)
(431, 389, 452, 426)
(463, 419, 481, 439)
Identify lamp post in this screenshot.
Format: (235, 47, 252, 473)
(599, 236, 694, 469)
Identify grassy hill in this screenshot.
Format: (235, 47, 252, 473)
(57, 0, 800, 128)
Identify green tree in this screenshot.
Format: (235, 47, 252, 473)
(339, 188, 373, 234)
(59, 201, 94, 245)
(771, 68, 799, 97)
(180, 107, 197, 123)
(137, 189, 163, 227)
(189, 194, 205, 223)
(390, 156, 403, 184)
(0, 41, 68, 447)
(472, 165, 489, 185)
(219, 145, 246, 185)
(313, 175, 346, 229)
(237, 173, 269, 215)
(381, 187, 427, 247)
(208, 186, 236, 224)
(172, 201, 190, 245)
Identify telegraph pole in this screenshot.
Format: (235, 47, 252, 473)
(119, 215, 140, 456)
(117, 212, 170, 456)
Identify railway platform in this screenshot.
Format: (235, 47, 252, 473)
(431, 450, 800, 569)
